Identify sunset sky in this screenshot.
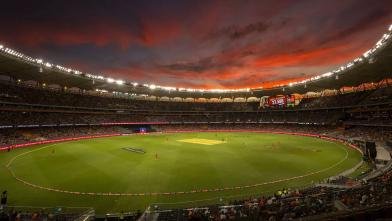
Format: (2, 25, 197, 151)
(0, 0, 391, 89)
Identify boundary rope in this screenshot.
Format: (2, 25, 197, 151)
(4, 130, 359, 197)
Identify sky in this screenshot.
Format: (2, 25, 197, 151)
(0, 0, 391, 89)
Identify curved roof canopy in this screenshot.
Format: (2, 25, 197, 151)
(0, 27, 391, 98)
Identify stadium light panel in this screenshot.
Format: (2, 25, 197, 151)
(322, 72, 333, 77)
(363, 50, 371, 58)
(115, 80, 124, 85)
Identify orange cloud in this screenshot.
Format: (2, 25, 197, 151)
(252, 44, 362, 68)
(139, 19, 182, 46)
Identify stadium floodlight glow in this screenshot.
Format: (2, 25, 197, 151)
(321, 72, 333, 77)
(363, 50, 371, 58)
(115, 80, 124, 85)
(95, 89, 108, 93)
(160, 86, 176, 91)
(36, 59, 43, 64)
(0, 45, 3, 49)
(389, 24, 392, 31)
(45, 62, 52, 68)
(107, 78, 115, 83)
(376, 39, 383, 46)
(132, 82, 138, 86)
(149, 84, 156, 90)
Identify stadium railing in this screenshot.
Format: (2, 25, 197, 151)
(0, 205, 95, 221)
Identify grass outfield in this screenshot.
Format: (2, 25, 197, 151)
(0, 132, 362, 214)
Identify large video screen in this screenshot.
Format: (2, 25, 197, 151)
(267, 95, 296, 107)
(268, 96, 287, 106)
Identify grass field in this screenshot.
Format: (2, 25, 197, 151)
(0, 132, 362, 214)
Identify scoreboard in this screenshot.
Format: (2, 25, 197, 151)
(268, 96, 287, 106)
(267, 95, 296, 107)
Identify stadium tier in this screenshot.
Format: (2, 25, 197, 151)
(1, 70, 392, 221)
(1, 48, 392, 221)
(1, 2, 392, 220)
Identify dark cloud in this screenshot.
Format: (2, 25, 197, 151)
(161, 57, 217, 72)
(160, 55, 246, 73)
(0, 0, 390, 89)
(207, 21, 270, 41)
(318, 7, 392, 46)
